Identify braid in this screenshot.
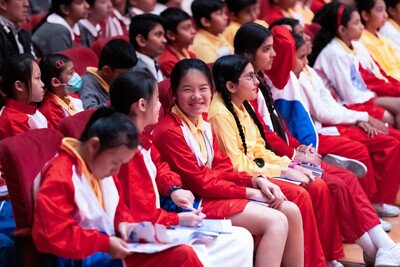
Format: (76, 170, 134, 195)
(244, 101, 275, 152)
(220, 90, 248, 155)
(257, 72, 288, 143)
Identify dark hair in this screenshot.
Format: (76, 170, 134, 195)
(80, 106, 138, 150)
(385, 0, 400, 8)
(129, 13, 164, 49)
(158, 0, 169, 4)
(269, 17, 300, 30)
(86, 0, 96, 6)
(234, 22, 272, 55)
(160, 7, 191, 34)
(48, 0, 75, 17)
(110, 71, 157, 115)
(39, 54, 72, 92)
(292, 32, 305, 50)
(356, 0, 378, 26)
(170, 58, 213, 95)
(234, 23, 287, 144)
(33, 0, 75, 33)
(225, 0, 257, 16)
(356, 0, 376, 15)
(191, 0, 224, 29)
(98, 39, 137, 70)
(309, 2, 354, 66)
(0, 54, 34, 99)
(213, 55, 273, 154)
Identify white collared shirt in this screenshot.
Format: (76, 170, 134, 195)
(136, 51, 164, 82)
(78, 19, 101, 38)
(0, 15, 24, 53)
(47, 13, 80, 41)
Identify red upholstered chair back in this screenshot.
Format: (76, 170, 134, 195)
(56, 109, 96, 138)
(0, 129, 63, 267)
(19, 13, 47, 31)
(90, 35, 129, 57)
(60, 47, 99, 76)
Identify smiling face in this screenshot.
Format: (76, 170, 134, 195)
(230, 63, 260, 105)
(173, 69, 212, 124)
(251, 35, 276, 72)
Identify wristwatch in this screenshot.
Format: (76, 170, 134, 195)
(168, 185, 182, 196)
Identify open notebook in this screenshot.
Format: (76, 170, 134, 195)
(127, 220, 232, 253)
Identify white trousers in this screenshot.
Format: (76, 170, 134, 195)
(192, 226, 253, 267)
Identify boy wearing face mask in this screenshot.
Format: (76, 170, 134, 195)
(79, 39, 137, 109)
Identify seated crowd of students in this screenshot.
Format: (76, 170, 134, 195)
(3, 0, 400, 266)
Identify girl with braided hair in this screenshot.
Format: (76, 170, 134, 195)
(152, 58, 304, 267)
(208, 54, 344, 267)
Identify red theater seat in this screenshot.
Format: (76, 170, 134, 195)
(0, 129, 63, 267)
(60, 47, 98, 76)
(90, 35, 129, 58)
(56, 109, 96, 138)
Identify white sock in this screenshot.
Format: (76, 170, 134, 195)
(368, 225, 396, 250)
(356, 232, 377, 257)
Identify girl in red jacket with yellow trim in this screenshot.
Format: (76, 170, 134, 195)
(32, 107, 203, 267)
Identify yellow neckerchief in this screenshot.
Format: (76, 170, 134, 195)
(388, 18, 400, 32)
(255, 19, 269, 28)
(87, 67, 110, 93)
(335, 37, 356, 54)
(171, 105, 208, 163)
(48, 92, 78, 115)
(61, 138, 104, 209)
(291, 2, 314, 24)
(198, 28, 225, 44)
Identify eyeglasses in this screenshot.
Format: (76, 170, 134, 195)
(238, 73, 258, 83)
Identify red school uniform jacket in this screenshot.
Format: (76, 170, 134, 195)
(116, 132, 180, 226)
(152, 111, 253, 199)
(32, 146, 133, 259)
(0, 99, 49, 140)
(359, 60, 400, 97)
(39, 93, 83, 128)
(158, 44, 196, 78)
(259, 1, 286, 25)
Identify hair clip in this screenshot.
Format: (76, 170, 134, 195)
(55, 60, 65, 69)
